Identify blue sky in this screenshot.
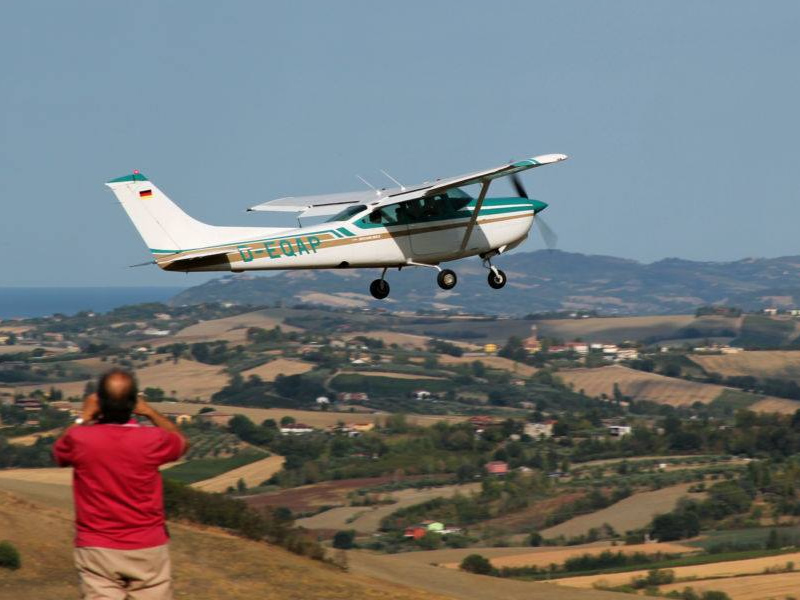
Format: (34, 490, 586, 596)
(1, 1, 799, 286)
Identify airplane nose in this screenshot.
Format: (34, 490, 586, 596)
(531, 199, 548, 213)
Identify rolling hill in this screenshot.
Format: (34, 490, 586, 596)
(169, 250, 800, 316)
(0, 487, 449, 600)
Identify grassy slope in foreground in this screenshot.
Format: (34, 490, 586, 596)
(0, 490, 448, 600)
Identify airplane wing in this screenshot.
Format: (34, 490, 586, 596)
(246, 153, 566, 216)
(422, 153, 567, 197)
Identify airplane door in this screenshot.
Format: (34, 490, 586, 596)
(407, 195, 463, 259)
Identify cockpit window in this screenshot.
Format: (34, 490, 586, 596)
(326, 204, 367, 222)
(357, 189, 473, 228)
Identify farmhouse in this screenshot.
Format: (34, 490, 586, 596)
(485, 460, 509, 475)
(525, 420, 556, 439)
(280, 423, 314, 436)
(15, 398, 42, 412)
(337, 392, 369, 403)
(608, 425, 632, 437)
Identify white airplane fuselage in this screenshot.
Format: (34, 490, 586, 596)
(155, 196, 539, 273)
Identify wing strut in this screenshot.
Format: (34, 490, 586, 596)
(458, 180, 491, 253)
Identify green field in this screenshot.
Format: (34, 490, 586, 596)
(688, 526, 800, 550)
(162, 450, 268, 484)
(708, 389, 760, 415)
(330, 373, 453, 395)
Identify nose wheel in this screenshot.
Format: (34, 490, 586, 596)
(487, 268, 507, 289)
(482, 255, 507, 290)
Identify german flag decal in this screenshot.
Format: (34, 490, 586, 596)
(139, 189, 153, 198)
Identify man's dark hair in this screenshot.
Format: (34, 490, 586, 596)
(97, 369, 138, 424)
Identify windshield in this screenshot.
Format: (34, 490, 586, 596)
(326, 204, 367, 222)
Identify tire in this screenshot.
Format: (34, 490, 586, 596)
(369, 279, 390, 299)
(488, 269, 507, 289)
(437, 269, 458, 290)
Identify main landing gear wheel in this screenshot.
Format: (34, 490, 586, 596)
(437, 269, 458, 290)
(488, 269, 507, 290)
(369, 278, 390, 300)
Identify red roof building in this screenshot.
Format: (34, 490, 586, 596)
(485, 461, 509, 475)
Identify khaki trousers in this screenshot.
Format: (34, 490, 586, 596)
(74, 544, 173, 600)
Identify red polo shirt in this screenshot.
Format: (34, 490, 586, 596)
(53, 421, 184, 549)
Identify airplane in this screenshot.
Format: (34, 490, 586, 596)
(106, 153, 567, 299)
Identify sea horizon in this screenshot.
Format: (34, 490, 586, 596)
(0, 286, 189, 319)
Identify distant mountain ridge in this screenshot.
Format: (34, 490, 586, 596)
(169, 250, 800, 316)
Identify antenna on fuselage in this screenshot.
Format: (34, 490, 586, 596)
(356, 175, 382, 196)
(380, 169, 406, 191)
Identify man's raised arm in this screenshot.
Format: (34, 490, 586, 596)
(134, 395, 190, 454)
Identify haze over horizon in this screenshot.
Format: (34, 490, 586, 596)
(2, 1, 799, 287)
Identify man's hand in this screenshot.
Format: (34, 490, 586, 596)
(81, 393, 101, 422)
(134, 394, 155, 418)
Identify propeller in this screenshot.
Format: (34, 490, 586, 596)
(510, 173, 559, 250)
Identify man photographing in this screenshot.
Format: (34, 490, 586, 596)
(54, 369, 189, 599)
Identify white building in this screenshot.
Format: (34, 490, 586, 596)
(607, 425, 632, 437)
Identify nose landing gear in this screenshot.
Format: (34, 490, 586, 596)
(482, 255, 507, 290)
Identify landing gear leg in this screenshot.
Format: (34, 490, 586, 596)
(369, 268, 390, 300)
(482, 256, 507, 290)
(405, 261, 458, 292)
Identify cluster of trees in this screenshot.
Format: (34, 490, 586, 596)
(461, 550, 681, 580)
(0, 435, 57, 468)
(163, 479, 324, 560)
(380, 472, 549, 532)
(650, 479, 754, 541)
(570, 407, 800, 462)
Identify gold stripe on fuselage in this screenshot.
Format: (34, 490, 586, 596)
(156, 211, 532, 267)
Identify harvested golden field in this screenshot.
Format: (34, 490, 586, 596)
(536, 315, 740, 343)
(0, 344, 71, 355)
(540, 483, 700, 539)
(659, 570, 800, 600)
(169, 309, 302, 344)
(17, 358, 229, 400)
(343, 331, 481, 351)
(154, 401, 466, 428)
(297, 482, 481, 533)
(0, 490, 452, 600)
(749, 396, 800, 415)
(242, 358, 315, 381)
(192, 454, 286, 492)
(438, 354, 538, 377)
(7, 429, 62, 446)
(349, 549, 625, 600)
(559, 365, 727, 406)
(0, 467, 72, 486)
(691, 350, 800, 380)
(439, 542, 697, 569)
(297, 292, 370, 308)
(553, 551, 800, 589)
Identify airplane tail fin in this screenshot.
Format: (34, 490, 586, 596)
(106, 172, 287, 255)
